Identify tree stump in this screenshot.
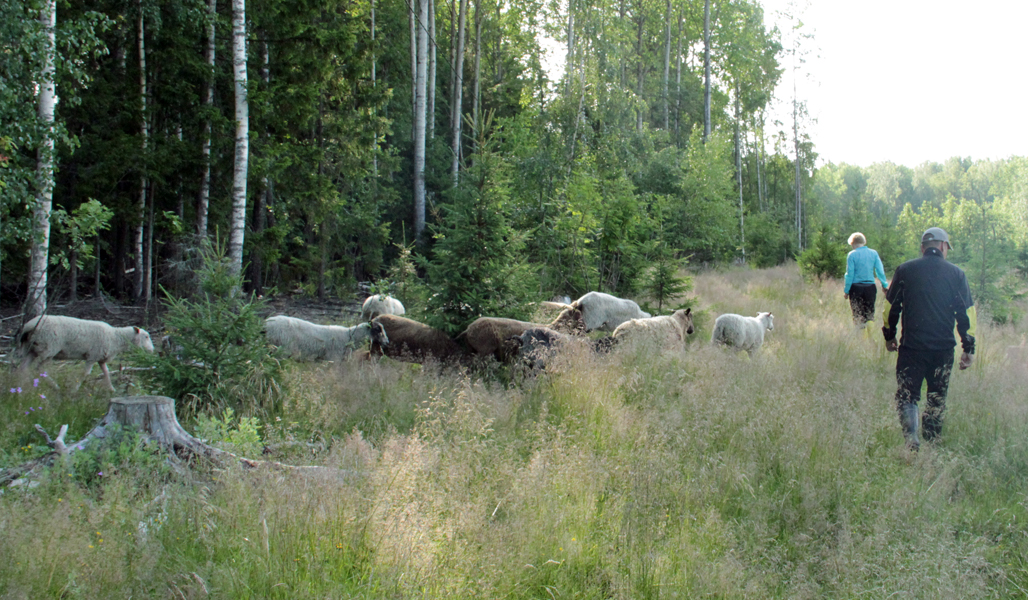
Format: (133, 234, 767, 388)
(1, 395, 356, 487)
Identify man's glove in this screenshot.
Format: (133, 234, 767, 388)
(886, 339, 898, 352)
(959, 352, 973, 370)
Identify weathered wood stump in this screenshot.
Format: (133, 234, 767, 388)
(1, 396, 355, 487)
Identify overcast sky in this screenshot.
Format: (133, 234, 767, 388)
(760, 0, 1028, 169)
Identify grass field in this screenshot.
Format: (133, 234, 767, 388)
(3, 264, 1028, 599)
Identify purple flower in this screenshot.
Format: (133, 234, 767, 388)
(33, 379, 39, 387)
(97, 471, 104, 477)
(41, 372, 47, 378)
(9, 388, 15, 394)
(24, 411, 29, 415)
(39, 394, 46, 400)
(16, 387, 21, 393)
(37, 407, 42, 411)
(77, 444, 84, 450)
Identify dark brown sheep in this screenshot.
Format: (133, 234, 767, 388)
(457, 307, 585, 361)
(369, 315, 465, 364)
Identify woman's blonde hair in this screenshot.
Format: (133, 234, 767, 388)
(848, 232, 866, 246)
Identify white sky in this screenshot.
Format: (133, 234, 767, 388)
(761, 0, 1028, 168)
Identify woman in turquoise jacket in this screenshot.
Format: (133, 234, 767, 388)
(843, 232, 888, 326)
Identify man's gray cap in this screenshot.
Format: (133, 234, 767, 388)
(921, 227, 950, 245)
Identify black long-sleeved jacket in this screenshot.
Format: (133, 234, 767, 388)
(882, 247, 976, 354)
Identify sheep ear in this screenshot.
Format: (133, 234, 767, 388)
(685, 308, 691, 315)
(134, 326, 141, 333)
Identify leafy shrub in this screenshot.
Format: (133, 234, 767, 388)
(195, 407, 263, 457)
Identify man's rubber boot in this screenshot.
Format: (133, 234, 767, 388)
(899, 403, 920, 452)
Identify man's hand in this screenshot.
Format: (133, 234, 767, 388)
(843, 293, 849, 300)
(885, 339, 898, 352)
(959, 352, 973, 370)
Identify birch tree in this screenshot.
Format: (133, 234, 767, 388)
(27, 0, 57, 318)
(228, 0, 248, 276)
(450, 0, 468, 186)
(702, 0, 711, 142)
(413, 0, 428, 241)
(197, 0, 216, 241)
(133, 3, 148, 302)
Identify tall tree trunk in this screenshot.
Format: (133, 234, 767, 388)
(635, 11, 643, 133)
(734, 81, 744, 262)
(662, 0, 670, 131)
(617, 0, 625, 88)
(450, 0, 468, 186)
(566, 0, 575, 96)
(793, 82, 802, 250)
(145, 179, 155, 302)
(133, 5, 148, 303)
(413, 0, 428, 242)
(251, 38, 269, 296)
(755, 113, 765, 212)
(410, 0, 417, 142)
(28, 0, 57, 318)
(371, 0, 378, 176)
(228, 0, 248, 278)
(427, 0, 436, 140)
(471, 0, 482, 143)
(674, 12, 682, 145)
(197, 0, 215, 241)
(702, 0, 711, 142)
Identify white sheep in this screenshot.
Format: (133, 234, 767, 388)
(360, 295, 406, 321)
(612, 308, 694, 352)
(710, 312, 774, 354)
(15, 315, 155, 391)
(265, 315, 384, 361)
(571, 291, 651, 332)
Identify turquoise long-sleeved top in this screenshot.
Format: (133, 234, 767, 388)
(844, 245, 888, 294)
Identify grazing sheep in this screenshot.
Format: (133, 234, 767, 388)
(369, 314, 465, 364)
(612, 308, 694, 352)
(360, 294, 406, 321)
(15, 315, 155, 391)
(507, 326, 574, 370)
(571, 291, 651, 332)
(457, 307, 585, 361)
(265, 315, 382, 361)
(710, 312, 774, 353)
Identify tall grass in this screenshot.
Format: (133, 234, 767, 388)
(3, 263, 1028, 598)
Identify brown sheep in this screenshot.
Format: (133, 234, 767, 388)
(457, 307, 585, 361)
(369, 315, 465, 364)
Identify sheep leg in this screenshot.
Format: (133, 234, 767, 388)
(99, 362, 115, 391)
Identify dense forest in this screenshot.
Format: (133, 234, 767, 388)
(2, 0, 1027, 329)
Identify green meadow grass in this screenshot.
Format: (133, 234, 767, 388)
(3, 263, 1028, 598)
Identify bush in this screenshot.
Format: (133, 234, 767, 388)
(798, 228, 847, 281)
(140, 241, 284, 419)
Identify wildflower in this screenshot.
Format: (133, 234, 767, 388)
(37, 406, 41, 410)
(41, 372, 47, 378)
(16, 387, 21, 393)
(97, 471, 104, 477)
(39, 394, 45, 399)
(10, 388, 16, 394)
(29, 407, 35, 412)
(33, 379, 39, 387)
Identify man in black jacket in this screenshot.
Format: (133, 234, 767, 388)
(882, 227, 976, 451)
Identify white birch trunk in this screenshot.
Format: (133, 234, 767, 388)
(413, 0, 428, 242)
(449, 0, 468, 187)
(471, 0, 482, 143)
(228, 0, 248, 277)
(662, 0, 670, 131)
(410, 1, 417, 138)
(28, 0, 57, 318)
(674, 12, 682, 144)
(734, 83, 744, 262)
(197, 0, 216, 241)
(371, 0, 378, 176)
(134, 5, 148, 302)
(703, 0, 711, 142)
(428, 0, 436, 140)
(566, 0, 575, 95)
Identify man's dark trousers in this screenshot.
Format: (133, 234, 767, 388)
(895, 347, 955, 441)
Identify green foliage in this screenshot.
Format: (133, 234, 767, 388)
(67, 424, 169, 491)
(798, 228, 846, 281)
(195, 407, 263, 457)
(49, 198, 113, 269)
(140, 241, 283, 418)
(641, 241, 693, 312)
(424, 141, 537, 335)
